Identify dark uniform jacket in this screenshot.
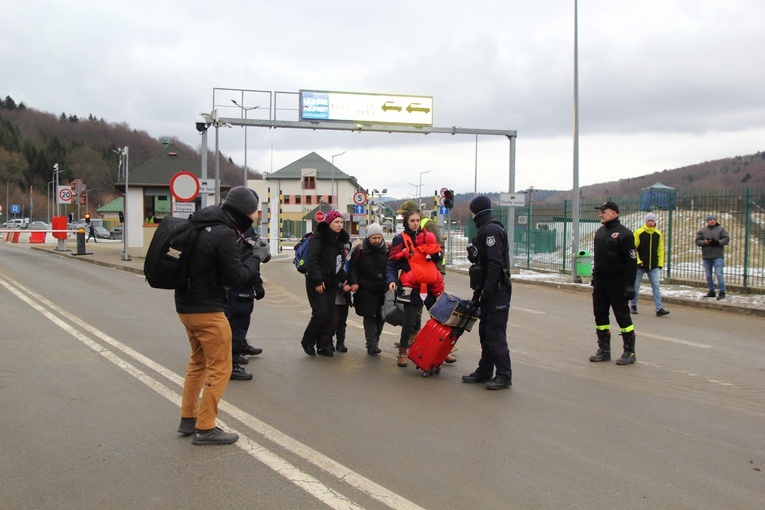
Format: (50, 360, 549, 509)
(174, 205, 262, 314)
(348, 236, 389, 317)
(305, 221, 351, 288)
(472, 212, 510, 295)
(592, 218, 637, 284)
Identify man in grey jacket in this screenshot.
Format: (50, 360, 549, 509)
(695, 214, 730, 299)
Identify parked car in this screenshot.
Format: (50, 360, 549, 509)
(94, 226, 111, 239)
(110, 226, 123, 239)
(27, 221, 50, 230)
(2, 219, 26, 229)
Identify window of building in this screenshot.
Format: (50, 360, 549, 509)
(295, 195, 302, 205)
(283, 195, 291, 204)
(303, 176, 315, 190)
(306, 195, 313, 205)
(143, 187, 171, 224)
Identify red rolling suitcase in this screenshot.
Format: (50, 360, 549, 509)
(408, 318, 460, 377)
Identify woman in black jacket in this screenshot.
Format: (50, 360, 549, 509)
(348, 223, 389, 355)
(300, 210, 351, 357)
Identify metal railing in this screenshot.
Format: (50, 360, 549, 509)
(445, 187, 765, 292)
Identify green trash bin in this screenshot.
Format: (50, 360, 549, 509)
(575, 250, 592, 277)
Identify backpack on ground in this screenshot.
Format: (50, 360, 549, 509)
(143, 216, 202, 289)
(293, 232, 314, 274)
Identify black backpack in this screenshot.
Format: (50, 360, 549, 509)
(143, 216, 203, 290)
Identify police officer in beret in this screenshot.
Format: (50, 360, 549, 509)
(589, 201, 639, 365)
(462, 195, 513, 390)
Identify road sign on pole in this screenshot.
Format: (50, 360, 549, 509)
(170, 171, 200, 202)
(315, 211, 325, 222)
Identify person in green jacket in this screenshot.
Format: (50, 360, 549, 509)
(630, 213, 669, 317)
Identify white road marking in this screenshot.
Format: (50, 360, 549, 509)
(0, 275, 425, 510)
(639, 331, 713, 349)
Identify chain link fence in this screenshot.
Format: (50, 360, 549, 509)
(445, 187, 765, 292)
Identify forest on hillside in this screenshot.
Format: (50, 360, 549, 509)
(0, 95, 251, 218)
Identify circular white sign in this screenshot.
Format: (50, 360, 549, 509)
(170, 171, 200, 202)
(353, 191, 367, 205)
(59, 188, 73, 202)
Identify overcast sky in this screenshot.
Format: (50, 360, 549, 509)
(3, 0, 764, 199)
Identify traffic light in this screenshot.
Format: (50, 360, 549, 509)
(84, 213, 91, 224)
(118, 211, 124, 223)
(443, 189, 454, 209)
(68, 213, 74, 223)
(80, 195, 87, 205)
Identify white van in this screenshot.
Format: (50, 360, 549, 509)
(2, 219, 26, 229)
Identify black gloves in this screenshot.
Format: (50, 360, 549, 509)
(710, 238, 720, 246)
(254, 286, 266, 300)
(625, 286, 635, 301)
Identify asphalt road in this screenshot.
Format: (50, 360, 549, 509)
(1, 243, 763, 509)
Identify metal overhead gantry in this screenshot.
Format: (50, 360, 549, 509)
(199, 88, 518, 266)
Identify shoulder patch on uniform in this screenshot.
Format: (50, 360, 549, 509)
(486, 235, 496, 247)
(630, 249, 637, 259)
(611, 232, 619, 239)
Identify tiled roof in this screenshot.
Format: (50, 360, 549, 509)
(116, 143, 201, 187)
(267, 151, 359, 187)
(98, 197, 123, 213)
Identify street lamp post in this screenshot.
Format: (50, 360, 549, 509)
(114, 147, 131, 261)
(330, 151, 346, 207)
(418, 169, 431, 206)
(231, 100, 260, 186)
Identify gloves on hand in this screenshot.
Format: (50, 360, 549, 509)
(254, 286, 266, 300)
(710, 238, 720, 246)
(638, 263, 644, 269)
(625, 286, 635, 301)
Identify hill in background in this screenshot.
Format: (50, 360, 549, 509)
(0, 95, 252, 216)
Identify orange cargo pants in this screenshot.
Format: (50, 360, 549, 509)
(178, 312, 233, 431)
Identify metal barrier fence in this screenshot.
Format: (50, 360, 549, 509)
(445, 187, 765, 292)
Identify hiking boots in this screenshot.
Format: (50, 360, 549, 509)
(192, 427, 239, 445)
(630, 305, 638, 314)
(241, 345, 262, 356)
(717, 291, 726, 300)
(462, 371, 490, 383)
(177, 417, 196, 436)
(397, 346, 408, 367)
(230, 364, 253, 381)
(366, 341, 381, 355)
(616, 332, 637, 365)
(589, 330, 611, 362)
(656, 308, 670, 317)
(485, 376, 512, 390)
(335, 340, 348, 353)
(704, 290, 716, 298)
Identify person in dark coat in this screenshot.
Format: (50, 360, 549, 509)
(300, 210, 351, 357)
(462, 195, 513, 390)
(588, 201, 638, 366)
(226, 219, 270, 381)
(328, 242, 353, 353)
(86, 222, 97, 243)
(695, 214, 730, 299)
(348, 223, 389, 355)
(175, 186, 263, 445)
